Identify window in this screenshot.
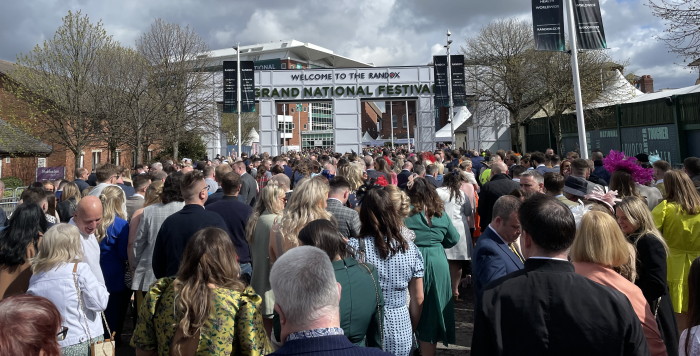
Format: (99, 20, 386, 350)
(403, 114, 409, 128)
(392, 114, 398, 129)
(4, 157, 9, 163)
(114, 150, 121, 165)
(79, 152, 85, 168)
(92, 151, 102, 172)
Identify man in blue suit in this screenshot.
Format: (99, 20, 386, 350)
(473, 195, 524, 305)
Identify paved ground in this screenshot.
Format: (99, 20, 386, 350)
(117, 284, 475, 355)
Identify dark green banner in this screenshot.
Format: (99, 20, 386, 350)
(532, 0, 565, 51)
(574, 0, 607, 49)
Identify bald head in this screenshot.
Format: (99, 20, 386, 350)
(74, 196, 103, 236)
(491, 162, 508, 176)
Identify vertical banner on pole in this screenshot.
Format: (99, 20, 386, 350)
(433, 55, 449, 110)
(532, 0, 566, 51)
(222, 61, 256, 113)
(574, 0, 606, 49)
(450, 55, 466, 107)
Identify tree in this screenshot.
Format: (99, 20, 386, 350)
(648, 0, 700, 61)
(137, 19, 214, 162)
(461, 18, 547, 153)
(11, 10, 115, 173)
(532, 50, 623, 152)
(220, 111, 259, 147)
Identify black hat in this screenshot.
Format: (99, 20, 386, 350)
(564, 176, 588, 197)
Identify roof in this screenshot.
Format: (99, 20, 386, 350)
(624, 84, 700, 103)
(205, 40, 373, 68)
(435, 106, 471, 140)
(0, 118, 52, 156)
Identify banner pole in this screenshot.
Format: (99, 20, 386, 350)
(565, 0, 589, 159)
(236, 43, 242, 158)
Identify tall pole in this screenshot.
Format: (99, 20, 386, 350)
(236, 43, 242, 159)
(446, 30, 455, 147)
(565, 0, 589, 159)
(283, 103, 287, 153)
(297, 103, 301, 151)
(405, 100, 411, 152)
(390, 101, 394, 150)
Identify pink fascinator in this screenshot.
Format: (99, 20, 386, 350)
(584, 186, 621, 214)
(603, 150, 654, 185)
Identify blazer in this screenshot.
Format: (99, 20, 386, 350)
(397, 169, 412, 189)
(238, 172, 258, 207)
(326, 199, 361, 238)
(472, 258, 649, 356)
(206, 196, 253, 264)
(472, 226, 524, 304)
(269, 335, 392, 355)
(152, 204, 230, 278)
(126, 195, 145, 221)
(425, 175, 442, 188)
(477, 174, 519, 231)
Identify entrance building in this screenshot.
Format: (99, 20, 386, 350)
(255, 66, 437, 155)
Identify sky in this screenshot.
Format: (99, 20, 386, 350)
(0, 0, 696, 90)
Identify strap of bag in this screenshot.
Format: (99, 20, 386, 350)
(72, 263, 93, 342)
(358, 261, 383, 346)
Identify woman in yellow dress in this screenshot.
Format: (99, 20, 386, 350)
(652, 170, 700, 332)
(131, 227, 271, 356)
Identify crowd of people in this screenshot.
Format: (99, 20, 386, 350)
(0, 147, 699, 355)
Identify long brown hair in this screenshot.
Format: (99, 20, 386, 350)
(407, 177, 443, 222)
(174, 228, 244, 338)
(664, 170, 700, 215)
(359, 188, 408, 259)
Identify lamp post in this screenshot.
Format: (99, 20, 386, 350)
(234, 43, 242, 158)
(445, 30, 455, 147)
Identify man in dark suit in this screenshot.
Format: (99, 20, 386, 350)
(472, 195, 649, 356)
(472, 195, 524, 304)
(74, 167, 91, 193)
(152, 170, 230, 278)
(204, 163, 233, 206)
(396, 161, 413, 189)
(363, 155, 384, 181)
(126, 174, 150, 221)
(233, 161, 257, 207)
(269, 246, 391, 356)
(477, 162, 519, 231)
(206, 172, 253, 280)
(425, 164, 442, 188)
(326, 177, 361, 238)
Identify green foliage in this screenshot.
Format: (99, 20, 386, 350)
(158, 130, 207, 161)
(1, 176, 24, 189)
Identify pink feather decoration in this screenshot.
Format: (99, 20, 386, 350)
(602, 150, 654, 185)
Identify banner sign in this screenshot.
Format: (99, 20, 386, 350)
(574, 0, 607, 49)
(36, 166, 65, 181)
(433, 55, 467, 109)
(532, 0, 566, 51)
(223, 61, 256, 113)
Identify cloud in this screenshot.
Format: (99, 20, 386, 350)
(0, 0, 695, 90)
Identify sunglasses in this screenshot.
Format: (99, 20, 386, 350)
(57, 326, 68, 341)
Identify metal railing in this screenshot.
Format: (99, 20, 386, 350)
(1, 187, 25, 216)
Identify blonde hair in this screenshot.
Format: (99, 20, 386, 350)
(664, 170, 700, 215)
(246, 182, 285, 243)
(616, 196, 669, 254)
(337, 162, 364, 191)
(384, 184, 411, 218)
(144, 181, 164, 207)
(96, 186, 126, 241)
(61, 182, 82, 203)
(32, 224, 82, 273)
(278, 176, 332, 246)
(571, 211, 634, 270)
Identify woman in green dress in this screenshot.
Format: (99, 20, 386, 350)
(298, 219, 384, 348)
(131, 227, 271, 356)
(405, 177, 460, 356)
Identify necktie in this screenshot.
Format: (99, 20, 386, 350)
(509, 243, 525, 263)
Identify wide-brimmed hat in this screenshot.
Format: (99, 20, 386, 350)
(564, 176, 588, 197)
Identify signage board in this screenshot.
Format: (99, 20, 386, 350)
(223, 61, 256, 113)
(532, 0, 566, 51)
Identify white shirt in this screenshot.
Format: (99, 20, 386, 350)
(69, 218, 105, 286)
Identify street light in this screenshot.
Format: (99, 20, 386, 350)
(445, 30, 455, 147)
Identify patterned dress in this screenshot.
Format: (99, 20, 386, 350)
(348, 235, 424, 356)
(131, 278, 271, 356)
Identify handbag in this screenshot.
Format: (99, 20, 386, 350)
(72, 263, 116, 356)
(356, 239, 384, 346)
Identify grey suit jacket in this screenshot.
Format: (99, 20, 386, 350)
(238, 172, 258, 207)
(126, 195, 145, 222)
(326, 199, 361, 238)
